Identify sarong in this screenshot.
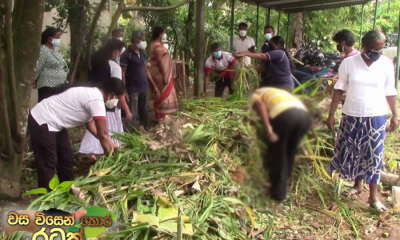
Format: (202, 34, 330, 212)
(330, 114, 386, 184)
(153, 77, 178, 120)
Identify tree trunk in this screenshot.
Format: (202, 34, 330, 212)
(194, 0, 205, 97)
(67, 0, 88, 82)
(104, 0, 125, 41)
(122, 0, 190, 12)
(185, 0, 195, 62)
(85, 0, 108, 76)
(292, 12, 304, 50)
(0, 0, 45, 199)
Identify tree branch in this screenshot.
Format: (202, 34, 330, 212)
(5, 0, 23, 146)
(122, 0, 190, 12)
(86, 0, 108, 74)
(104, 0, 125, 42)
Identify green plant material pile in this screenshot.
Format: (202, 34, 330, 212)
(9, 97, 277, 240)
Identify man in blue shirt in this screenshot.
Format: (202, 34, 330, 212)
(120, 30, 158, 132)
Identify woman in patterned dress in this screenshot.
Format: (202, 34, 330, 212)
(79, 39, 131, 159)
(327, 30, 398, 212)
(34, 27, 68, 101)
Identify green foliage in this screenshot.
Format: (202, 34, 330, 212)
(24, 175, 76, 195)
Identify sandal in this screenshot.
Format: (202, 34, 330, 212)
(341, 188, 362, 198)
(369, 201, 387, 213)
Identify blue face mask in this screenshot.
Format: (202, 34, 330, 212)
(364, 50, 382, 62)
(213, 51, 222, 59)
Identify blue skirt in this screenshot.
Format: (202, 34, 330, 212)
(330, 114, 386, 184)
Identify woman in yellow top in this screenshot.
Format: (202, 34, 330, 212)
(252, 87, 312, 201)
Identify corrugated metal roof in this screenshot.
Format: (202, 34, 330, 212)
(239, 0, 373, 13)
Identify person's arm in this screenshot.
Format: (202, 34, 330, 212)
(154, 47, 169, 84)
(86, 119, 97, 137)
(204, 72, 210, 92)
(327, 60, 348, 131)
(119, 95, 132, 121)
(385, 63, 399, 131)
(94, 118, 114, 156)
(146, 66, 160, 96)
(120, 52, 130, 102)
(236, 52, 269, 60)
(121, 66, 127, 87)
(252, 98, 278, 142)
(248, 37, 256, 53)
(33, 47, 46, 88)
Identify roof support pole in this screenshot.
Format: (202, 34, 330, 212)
(373, 0, 379, 29)
(395, 6, 400, 89)
(256, 3, 260, 48)
(230, 0, 235, 52)
(287, 13, 290, 46)
(267, 8, 271, 26)
(360, 4, 365, 46)
(277, 11, 281, 35)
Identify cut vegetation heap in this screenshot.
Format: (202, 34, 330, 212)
(7, 74, 399, 239)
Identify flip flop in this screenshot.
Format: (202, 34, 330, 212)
(341, 188, 362, 198)
(369, 201, 387, 213)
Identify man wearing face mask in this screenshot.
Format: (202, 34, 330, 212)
(112, 28, 126, 63)
(261, 26, 275, 53)
(328, 30, 398, 213)
(204, 42, 237, 97)
(233, 22, 256, 66)
(332, 29, 359, 61)
(120, 30, 158, 132)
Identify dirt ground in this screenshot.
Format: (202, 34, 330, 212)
(1, 85, 400, 240)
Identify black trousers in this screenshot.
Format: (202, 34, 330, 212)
(214, 77, 234, 97)
(264, 108, 312, 201)
(28, 114, 74, 191)
(128, 91, 149, 131)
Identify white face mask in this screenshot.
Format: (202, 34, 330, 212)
(51, 38, 61, 47)
(161, 34, 168, 42)
(239, 30, 247, 37)
(136, 41, 147, 50)
(117, 37, 123, 41)
(105, 96, 119, 109)
(265, 33, 273, 41)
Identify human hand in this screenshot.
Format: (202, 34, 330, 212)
(124, 93, 129, 103)
(234, 52, 247, 58)
(266, 131, 279, 143)
(248, 46, 256, 53)
(153, 88, 161, 98)
(388, 115, 399, 132)
(32, 80, 38, 89)
(126, 111, 133, 121)
(326, 115, 335, 131)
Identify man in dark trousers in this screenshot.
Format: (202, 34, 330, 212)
(120, 30, 159, 132)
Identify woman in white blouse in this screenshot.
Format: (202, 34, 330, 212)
(327, 30, 398, 212)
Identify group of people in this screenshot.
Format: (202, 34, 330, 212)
(204, 23, 295, 97)
(30, 26, 178, 190)
(30, 22, 397, 213)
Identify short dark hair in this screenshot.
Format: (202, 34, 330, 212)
(332, 30, 355, 47)
(112, 28, 123, 37)
(238, 22, 248, 28)
(41, 27, 61, 45)
(152, 26, 165, 41)
(210, 42, 220, 52)
(102, 77, 125, 96)
(361, 30, 386, 48)
(264, 25, 274, 31)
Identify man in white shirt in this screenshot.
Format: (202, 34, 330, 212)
(204, 42, 237, 97)
(233, 22, 256, 66)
